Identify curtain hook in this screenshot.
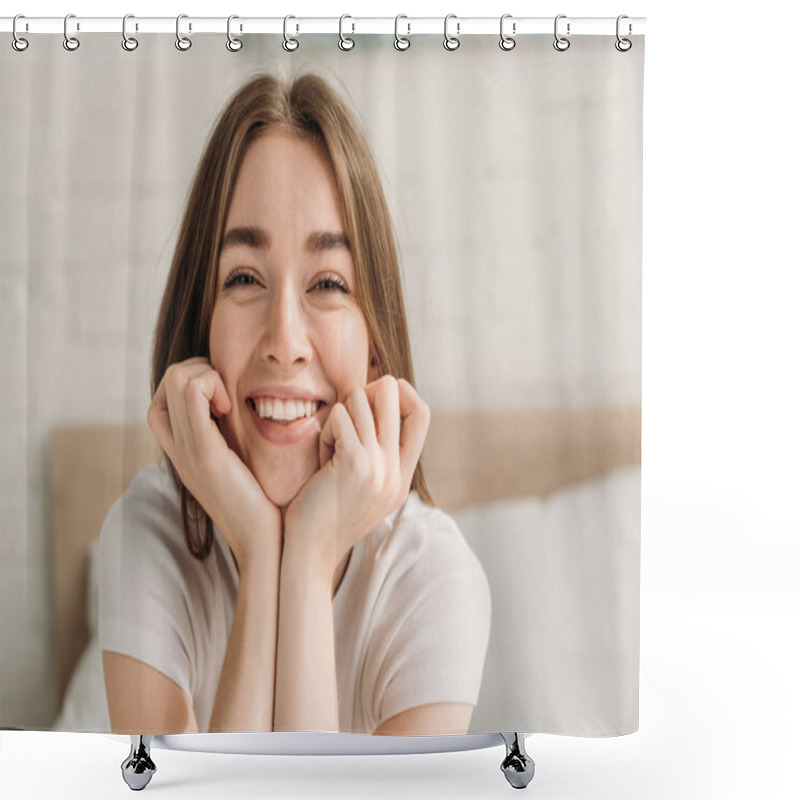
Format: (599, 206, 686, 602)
(283, 15, 299, 51)
(63, 13, 80, 51)
(339, 14, 355, 51)
(615, 15, 632, 52)
(499, 14, 516, 51)
(175, 14, 192, 51)
(12, 14, 29, 52)
(394, 14, 410, 51)
(553, 14, 570, 52)
(226, 15, 243, 52)
(122, 14, 139, 51)
(443, 14, 460, 51)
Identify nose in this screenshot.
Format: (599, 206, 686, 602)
(258, 278, 313, 367)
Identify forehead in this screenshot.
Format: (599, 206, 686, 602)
(226, 131, 344, 229)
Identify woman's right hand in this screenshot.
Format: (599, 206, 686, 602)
(147, 357, 282, 566)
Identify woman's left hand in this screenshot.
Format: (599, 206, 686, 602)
(282, 375, 430, 587)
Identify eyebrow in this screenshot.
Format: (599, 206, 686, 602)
(220, 226, 270, 251)
(306, 230, 350, 252)
(219, 226, 350, 253)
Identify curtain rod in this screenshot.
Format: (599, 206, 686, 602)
(1, 16, 646, 37)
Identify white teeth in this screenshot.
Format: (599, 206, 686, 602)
(254, 397, 320, 422)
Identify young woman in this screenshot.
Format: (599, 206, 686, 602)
(98, 73, 491, 736)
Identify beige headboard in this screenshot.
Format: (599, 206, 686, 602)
(51, 407, 640, 705)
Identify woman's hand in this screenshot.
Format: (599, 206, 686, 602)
(147, 357, 282, 566)
(282, 375, 430, 587)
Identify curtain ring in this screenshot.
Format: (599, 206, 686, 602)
(615, 15, 632, 52)
(339, 14, 355, 51)
(499, 14, 516, 51)
(227, 15, 243, 52)
(12, 15, 29, 52)
(394, 15, 410, 51)
(63, 13, 80, 51)
(553, 14, 570, 51)
(443, 14, 460, 51)
(283, 15, 299, 51)
(175, 14, 192, 51)
(122, 14, 138, 51)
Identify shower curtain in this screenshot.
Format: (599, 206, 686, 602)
(0, 23, 643, 739)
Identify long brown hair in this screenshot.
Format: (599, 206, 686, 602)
(151, 73, 434, 560)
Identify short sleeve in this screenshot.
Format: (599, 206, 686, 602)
(370, 513, 492, 730)
(97, 465, 198, 702)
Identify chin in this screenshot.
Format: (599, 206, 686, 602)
(253, 452, 319, 510)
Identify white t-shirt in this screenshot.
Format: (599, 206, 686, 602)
(98, 460, 491, 734)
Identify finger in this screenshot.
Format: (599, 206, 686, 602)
(171, 360, 233, 418)
(147, 378, 175, 458)
(319, 401, 361, 470)
(203, 366, 233, 419)
(344, 386, 378, 450)
(164, 365, 200, 456)
(184, 369, 233, 449)
(396, 378, 430, 486)
(165, 363, 230, 457)
(363, 377, 401, 465)
(149, 360, 212, 455)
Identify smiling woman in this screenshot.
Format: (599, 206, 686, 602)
(210, 132, 372, 514)
(96, 73, 491, 737)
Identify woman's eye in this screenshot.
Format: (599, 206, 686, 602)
(221, 271, 348, 293)
(223, 270, 257, 289)
(315, 275, 349, 293)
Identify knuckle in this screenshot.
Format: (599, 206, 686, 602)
(165, 363, 185, 390)
(185, 375, 202, 397)
(380, 374, 398, 392)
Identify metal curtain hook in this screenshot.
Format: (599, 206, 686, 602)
(63, 13, 80, 51)
(175, 14, 192, 51)
(615, 14, 632, 51)
(122, 14, 138, 51)
(394, 14, 410, 51)
(339, 14, 354, 51)
(500, 14, 516, 51)
(283, 15, 299, 51)
(553, 14, 570, 51)
(12, 14, 29, 51)
(227, 15, 243, 51)
(443, 14, 460, 51)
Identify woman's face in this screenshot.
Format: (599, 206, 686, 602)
(209, 131, 376, 509)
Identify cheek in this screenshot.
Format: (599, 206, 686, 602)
(208, 312, 225, 373)
(209, 308, 246, 387)
(315, 312, 371, 395)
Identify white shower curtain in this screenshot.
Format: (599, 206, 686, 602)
(0, 27, 643, 737)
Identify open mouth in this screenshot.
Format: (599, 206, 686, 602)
(246, 397, 327, 425)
